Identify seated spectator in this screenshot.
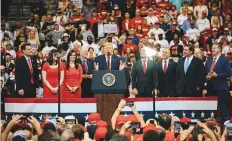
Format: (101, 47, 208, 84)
(1, 33, 14, 49)
(5, 43, 16, 62)
(88, 47, 96, 60)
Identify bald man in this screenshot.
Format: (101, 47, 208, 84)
(77, 45, 94, 98)
(154, 48, 177, 97)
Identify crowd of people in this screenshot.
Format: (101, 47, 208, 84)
(1, 0, 232, 140)
(1, 99, 232, 141)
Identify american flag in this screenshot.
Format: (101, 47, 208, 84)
(4, 97, 218, 124)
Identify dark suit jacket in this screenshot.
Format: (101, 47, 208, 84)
(155, 59, 177, 97)
(15, 56, 39, 97)
(4, 63, 15, 75)
(131, 59, 155, 96)
(205, 55, 231, 91)
(92, 22, 106, 40)
(94, 55, 121, 70)
(176, 56, 206, 97)
(77, 58, 94, 98)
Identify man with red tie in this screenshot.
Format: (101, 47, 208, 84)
(131, 47, 156, 97)
(154, 48, 177, 97)
(77, 45, 94, 98)
(205, 43, 231, 124)
(15, 43, 39, 98)
(94, 42, 125, 70)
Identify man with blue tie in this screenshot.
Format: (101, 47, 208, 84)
(94, 42, 125, 71)
(176, 44, 207, 97)
(205, 43, 231, 124)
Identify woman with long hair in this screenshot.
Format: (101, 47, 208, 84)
(42, 49, 65, 98)
(88, 47, 96, 60)
(63, 50, 83, 98)
(27, 30, 40, 55)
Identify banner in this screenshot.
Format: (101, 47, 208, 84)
(104, 24, 118, 33)
(4, 97, 217, 122)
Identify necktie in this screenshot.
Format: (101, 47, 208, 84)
(28, 58, 34, 84)
(210, 57, 217, 72)
(143, 60, 147, 74)
(184, 58, 189, 73)
(83, 60, 87, 73)
(6, 63, 9, 71)
(107, 56, 110, 70)
(163, 60, 167, 74)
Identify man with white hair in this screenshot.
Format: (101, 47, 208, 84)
(77, 45, 94, 98)
(61, 129, 74, 141)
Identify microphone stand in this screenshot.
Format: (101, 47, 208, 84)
(57, 57, 61, 116)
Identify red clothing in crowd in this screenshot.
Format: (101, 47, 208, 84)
(16, 50, 24, 59)
(136, 0, 152, 8)
(63, 64, 83, 98)
(141, 7, 149, 16)
(193, 0, 208, 6)
(153, 9, 164, 17)
(122, 43, 137, 55)
(141, 24, 150, 35)
(165, 131, 175, 141)
(42, 62, 65, 98)
(122, 19, 134, 31)
(131, 17, 143, 29)
(136, 32, 144, 39)
(69, 15, 81, 23)
(88, 17, 99, 31)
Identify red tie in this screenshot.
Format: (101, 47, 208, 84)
(28, 58, 34, 84)
(83, 60, 87, 73)
(164, 60, 167, 74)
(107, 56, 110, 70)
(210, 58, 217, 72)
(143, 60, 147, 74)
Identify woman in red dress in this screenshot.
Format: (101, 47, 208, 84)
(63, 50, 83, 98)
(42, 49, 65, 98)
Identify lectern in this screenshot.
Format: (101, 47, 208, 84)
(91, 70, 127, 124)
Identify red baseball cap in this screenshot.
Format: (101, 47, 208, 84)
(96, 120, 108, 128)
(143, 123, 157, 133)
(95, 127, 108, 141)
(116, 115, 127, 127)
(180, 117, 191, 123)
(88, 113, 101, 123)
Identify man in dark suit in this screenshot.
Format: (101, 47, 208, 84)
(3, 53, 15, 75)
(77, 45, 95, 98)
(154, 48, 177, 97)
(94, 42, 125, 71)
(176, 44, 206, 97)
(205, 43, 231, 124)
(15, 43, 39, 98)
(131, 46, 156, 97)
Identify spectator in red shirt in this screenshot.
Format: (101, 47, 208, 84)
(88, 10, 99, 31)
(132, 9, 143, 29)
(141, 19, 150, 36)
(122, 37, 137, 55)
(121, 12, 133, 31)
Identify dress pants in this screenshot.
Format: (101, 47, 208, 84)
(212, 90, 229, 124)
